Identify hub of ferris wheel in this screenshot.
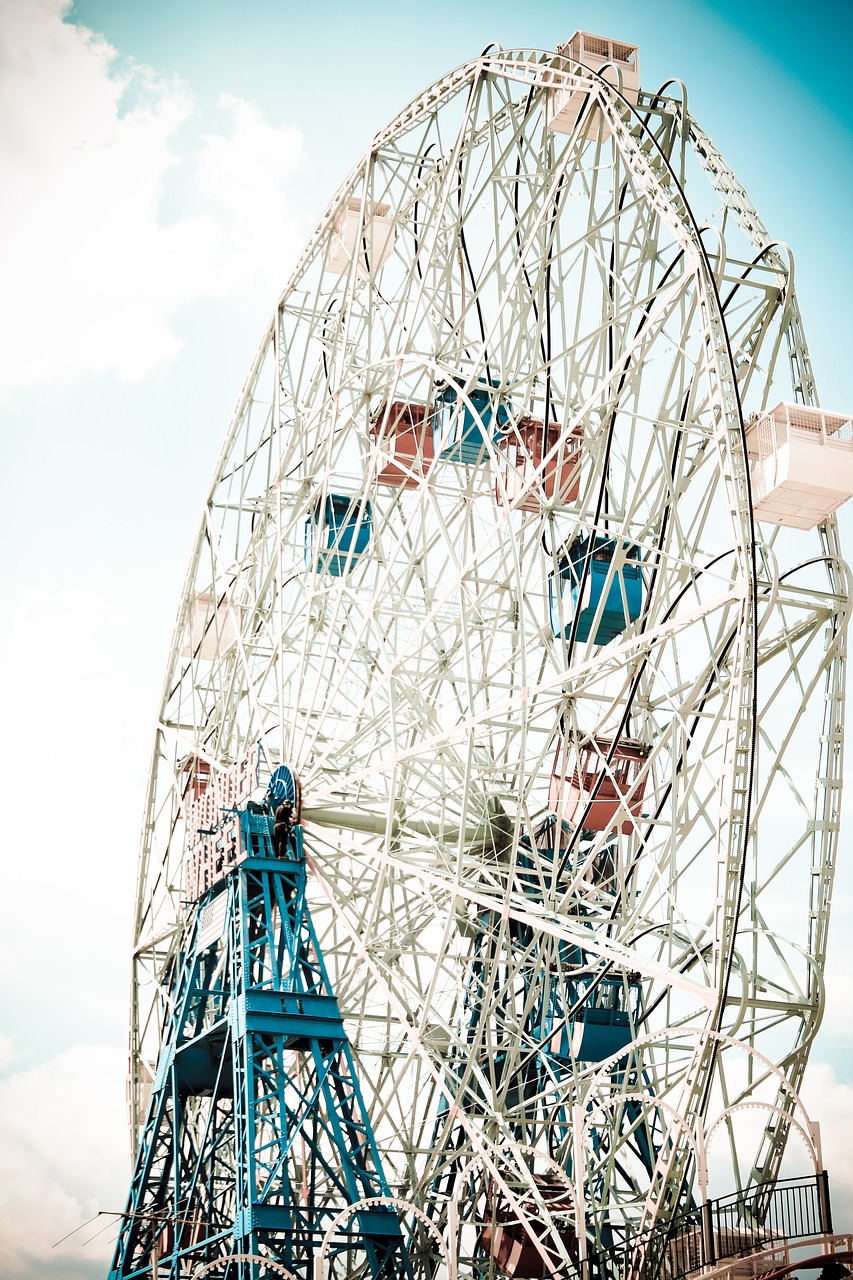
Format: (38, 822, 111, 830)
(110, 29, 853, 1280)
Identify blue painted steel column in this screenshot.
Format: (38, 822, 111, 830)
(110, 782, 409, 1280)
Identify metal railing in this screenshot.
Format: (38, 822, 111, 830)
(586, 1172, 832, 1280)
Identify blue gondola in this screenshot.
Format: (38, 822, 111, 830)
(305, 493, 372, 576)
(432, 377, 510, 464)
(517, 815, 616, 909)
(518, 815, 618, 901)
(548, 535, 642, 644)
(566, 975, 641, 1062)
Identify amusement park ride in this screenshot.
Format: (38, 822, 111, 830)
(110, 32, 853, 1280)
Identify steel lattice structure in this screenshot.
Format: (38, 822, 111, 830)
(116, 37, 849, 1280)
(112, 777, 410, 1278)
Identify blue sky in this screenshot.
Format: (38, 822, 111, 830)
(1, 1, 851, 1275)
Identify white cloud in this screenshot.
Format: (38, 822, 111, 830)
(0, 1044, 127, 1278)
(0, 578, 170, 1033)
(0, 0, 305, 398)
(196, 93, 305, 291)
(801, 1063, 853, 1230)
(0, 1034, 17, 1073)
(821, 891, 853, 1044)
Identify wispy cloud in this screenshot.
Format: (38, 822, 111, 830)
(802, 1062, 853, 1228)
(0, 0, 305, 398)
(0, 579, 167, 1040)
(0, 1035, 17, 1073)
(195, 93, 306, 290)
(0, 1045, 127, 1278)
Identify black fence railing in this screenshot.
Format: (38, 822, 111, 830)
(586, 1172, 832, 1280)
(586, 1203, 703, 1280)
(711, 1173, 829, 1265)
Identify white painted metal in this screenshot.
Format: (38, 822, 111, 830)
(689, 110, 849, 1207)
(191, 1256, 298, 1280)
(128, 41, 849, 1278)
(745, 402, 853, 529)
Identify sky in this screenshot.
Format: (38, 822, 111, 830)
(1, 1, 852, 1276)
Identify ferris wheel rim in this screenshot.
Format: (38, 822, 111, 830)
(134, 42, 755, 1118)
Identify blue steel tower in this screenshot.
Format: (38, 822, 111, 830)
(110, 759, 409, 1280)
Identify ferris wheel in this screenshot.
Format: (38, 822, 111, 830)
(118, 33, 851, 1280)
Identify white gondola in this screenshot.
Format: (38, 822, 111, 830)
(548, 31, 640, 139)
(324, 196, 395, 274)
(182, 590, 240, 660)
(745, 402, 853, 529)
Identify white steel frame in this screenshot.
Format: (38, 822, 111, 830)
(128, 44, 848, 1278)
